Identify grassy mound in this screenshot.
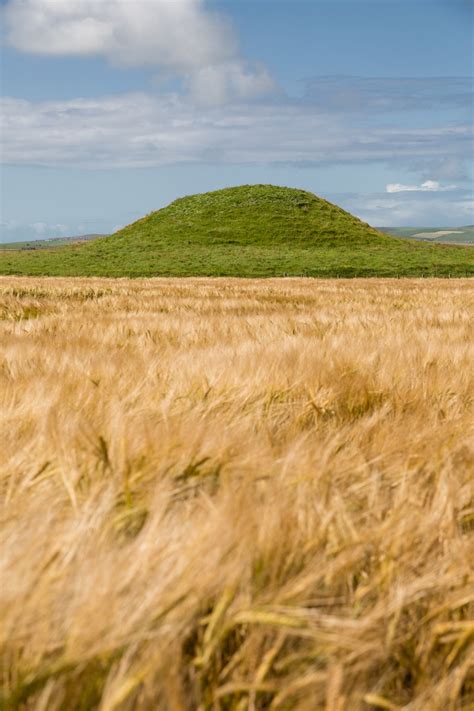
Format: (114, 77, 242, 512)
(1, 185, 473, 276)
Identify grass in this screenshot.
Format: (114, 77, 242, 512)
(1, 185, 473, 277)
(1, 275, 473, 709)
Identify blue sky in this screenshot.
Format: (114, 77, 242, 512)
(1, 0, 473, 242)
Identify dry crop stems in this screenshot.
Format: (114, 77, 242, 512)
(0, 277, 473, 710)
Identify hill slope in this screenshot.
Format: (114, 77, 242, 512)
(1, 185, 473, 277)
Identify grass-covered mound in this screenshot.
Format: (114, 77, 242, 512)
(1, 185, 473, 276)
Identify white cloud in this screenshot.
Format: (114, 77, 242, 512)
(341, 190, 474, 227)
(2, 0, 274, 105)
(1, 93, 471, 170)
(386, 180, 457, 193)
(3, 0, 235, 67)
(31, 222, 69, 236)
(187, 61, 276, 106)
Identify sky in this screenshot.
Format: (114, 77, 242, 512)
(0, 0, 473, 242)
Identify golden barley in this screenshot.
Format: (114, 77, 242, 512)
(1, 277, 473, 710)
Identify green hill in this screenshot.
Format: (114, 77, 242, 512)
(1, 185, 473, 277)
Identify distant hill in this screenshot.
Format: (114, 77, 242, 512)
(0, 234, 107, 251)
(1, 185, 473, 277)
(379, 226, 474, 245)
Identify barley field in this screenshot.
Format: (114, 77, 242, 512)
(1, 277, 473, 711)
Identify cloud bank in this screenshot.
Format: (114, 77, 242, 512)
(2, 93, 471, 169)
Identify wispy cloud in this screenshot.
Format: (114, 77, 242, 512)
(1, 93, 472, 169)
(303, 76, 473, 113)
(386, 180, 457, 193)
(407, 156, 469, 182)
